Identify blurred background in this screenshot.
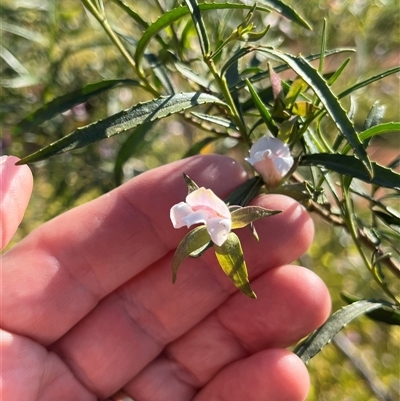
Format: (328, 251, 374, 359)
(1, 1, 399, 400)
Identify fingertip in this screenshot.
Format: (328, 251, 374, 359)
(273, 349, 310, 401)
(196, 348, 310, 401)
(1, 155, 33, 249)
(248, 349, 310, 401)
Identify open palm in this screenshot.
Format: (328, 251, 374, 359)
(1, 154, 330, 401)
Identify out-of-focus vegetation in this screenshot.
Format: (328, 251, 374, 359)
(1, 0, 399, 400)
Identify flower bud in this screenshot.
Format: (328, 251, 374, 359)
(245, 136, 294, 188)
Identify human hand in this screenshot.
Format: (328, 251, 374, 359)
(1, 154, 330, 401)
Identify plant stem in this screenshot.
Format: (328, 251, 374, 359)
(204, 56, 250, 146)
(81, 0, 159, 97)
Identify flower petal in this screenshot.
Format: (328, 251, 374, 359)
(206, 217, 231, 246)
(186, 187, 230, 219)
(181, 210, 210, 228)
(170, 202, 194, 228)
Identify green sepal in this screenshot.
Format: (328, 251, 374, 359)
(183, 173, 199, 194)
(172, 226, 211, 283)
(214, 232, 256, 298)
(231, 206, 281, 229)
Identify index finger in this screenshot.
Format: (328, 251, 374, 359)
(1, 155, 248, 344)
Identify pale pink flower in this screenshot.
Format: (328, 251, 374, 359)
(170, 187, 231, 246)
(245, 136, 294, 187)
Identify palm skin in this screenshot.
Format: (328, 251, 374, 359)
(0, 154, 330, 401)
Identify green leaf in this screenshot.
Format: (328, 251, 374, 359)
(145, 53, 176, 94)
(375, 210, 400, 230)
(258, 48, 373, 177)
(294, 300, 389, 364)
(174, 61, 217, 91)
(14, 79, 141, 135)
(214, 232, 256, 298)
(184, 0, 210, 56)
(17, 92, 227, 164)
(300, 154, 400, 190)
(0, 20, 48, 45)
(224, 176, 264, 207)
(231, 206, 281, 229)
(134, 2, 272, 76)
(363, 101, 386, 131)
(342, 122, 400, 154)
(114, 30, 173, 93)
(245, 78, 278, 136)
(221, 46, 259, 77)
(234, 48, 355, 94)
(338, 66, 400, 99)
(257, 0, 311, 29)
(341, 293, 400, 326)
(113, 121, 155, 186)
(190, 112, 237, 130)
(327, 57, 351, 85)
(0, 45, 29, 76)
(172, 226, 211, 283)
(110, 0, 150, 30)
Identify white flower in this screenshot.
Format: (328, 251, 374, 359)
(170, 187, 231, 246)
(245, 136, 294, 187)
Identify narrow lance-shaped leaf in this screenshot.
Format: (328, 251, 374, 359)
(14, 79, 141, 135)
(190, 112, 238, 130)
(341, 293, 400, 326)
(338, 66, 400, 99)
(174, 61, 218, 92)
(0, 20, 48, 45)
(224, 176, 264, 207)
(300, 154, 400, 190)
(221, 46, 259, 77)
(110, 0, 150, 30)
(245, 78, 278, 136)
(17, 92, 227, 164)
(294, 300, 389, 364)
(214, 232, 256, 298)
(184, 0, 210, 57)
(257, 0, 311, 30)
(259, 48, 373, 177)
(234, 48, 355, 94)
(342, 122, 400, 154)
(327, 57, 351, 86)
(363, 101, 385, 131)
(172, 226, 211, 283)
